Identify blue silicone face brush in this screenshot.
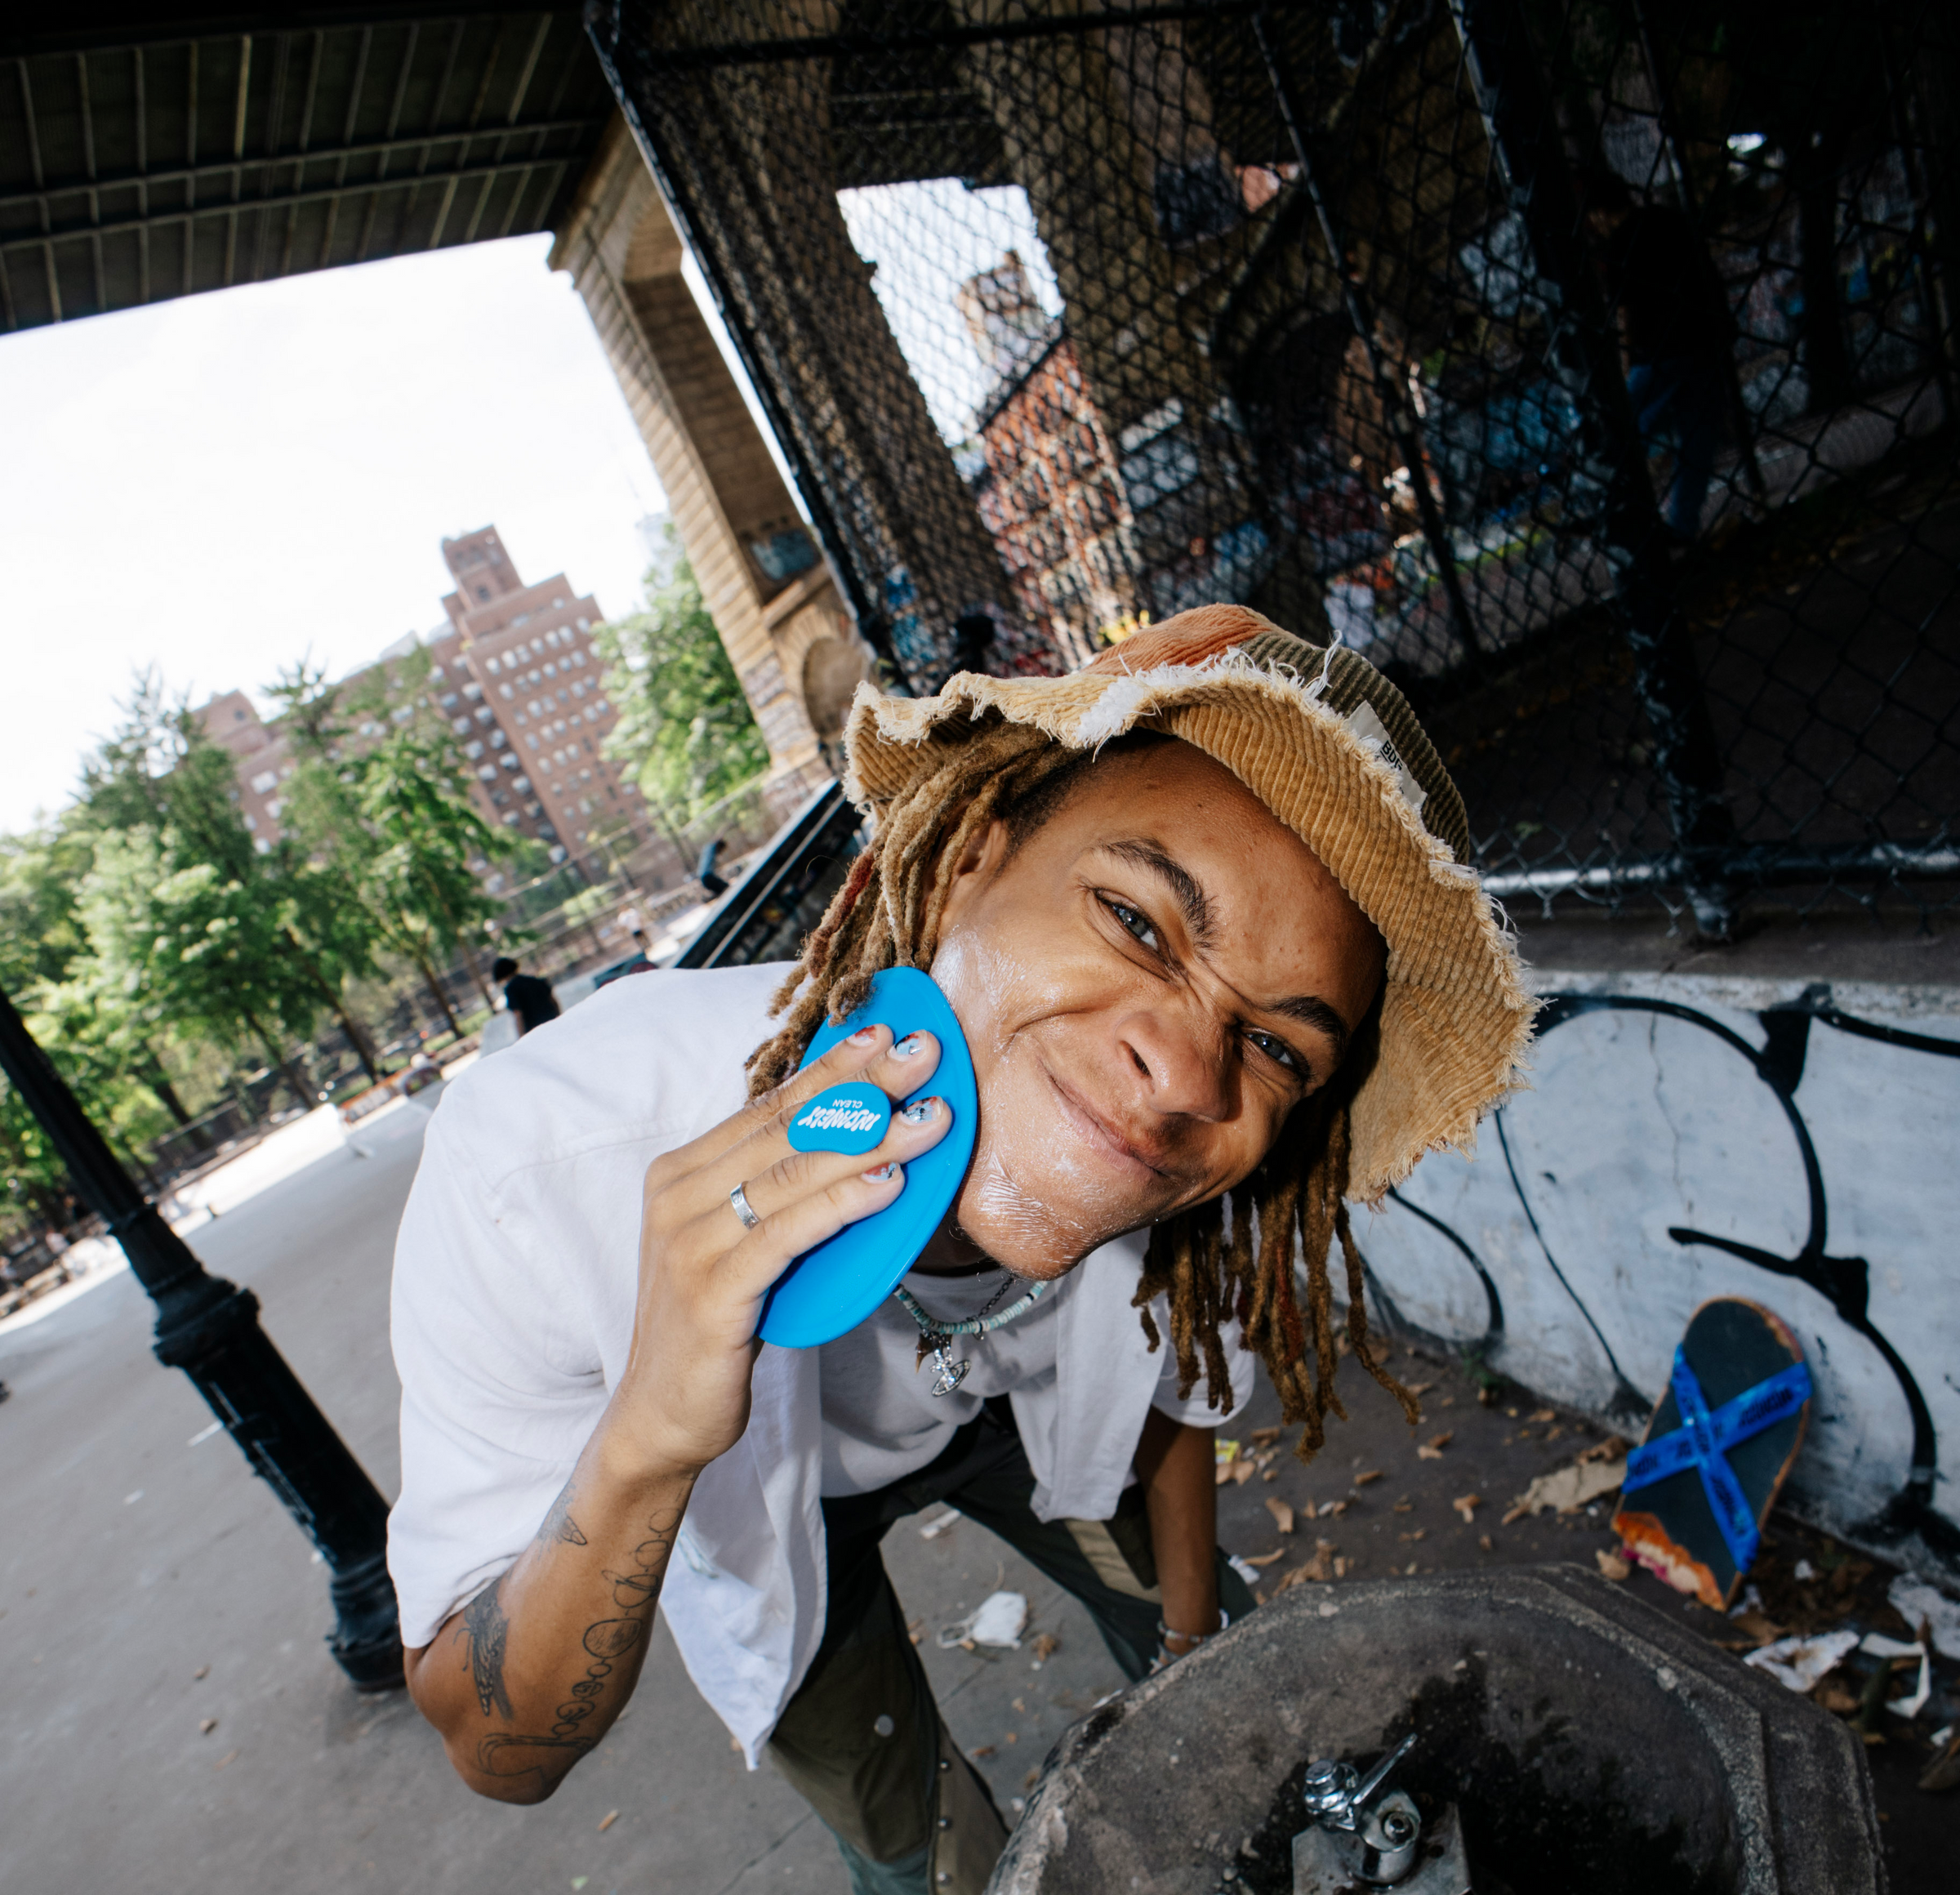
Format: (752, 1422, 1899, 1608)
(755, 967, 978, 1349)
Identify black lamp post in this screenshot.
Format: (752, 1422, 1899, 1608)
(0, 984, 403, 1690)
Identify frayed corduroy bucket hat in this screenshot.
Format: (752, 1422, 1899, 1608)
(841, 602, 1535, 1202)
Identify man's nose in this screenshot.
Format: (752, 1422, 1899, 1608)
(1115, 1004, 1231, 1121)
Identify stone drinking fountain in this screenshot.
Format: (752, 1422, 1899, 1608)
(990, 1567, 1881, 1895)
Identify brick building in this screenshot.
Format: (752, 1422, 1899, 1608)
(428, 524, 641, 859)
(961, 255, 1130, 664)
(198, 526, 644, 872)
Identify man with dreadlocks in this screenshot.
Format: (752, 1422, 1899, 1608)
(390, 604, 1530, 1893)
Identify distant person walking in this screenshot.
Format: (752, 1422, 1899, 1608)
(618, 905, 648, 952)
(492, 956, 560, 1037)
(1586, 170, 1734, 542)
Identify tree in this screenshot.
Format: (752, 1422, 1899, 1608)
(270, 655, 514, 1039)
(78, 828, 320, 1108)
(595, 525, 770, 827)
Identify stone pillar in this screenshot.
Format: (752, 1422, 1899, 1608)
(597, 3, 1058, 688)
(548, 114, 869, 798)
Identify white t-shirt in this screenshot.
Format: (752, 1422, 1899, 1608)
(387, 961, 1251, 1763)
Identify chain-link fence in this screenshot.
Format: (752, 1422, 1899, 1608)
(590, 0, 1958, 934)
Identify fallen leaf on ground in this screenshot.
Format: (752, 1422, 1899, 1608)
(1231, 1460, 1257, 1485)
(1244, 1548, 1287, 1567)
(1595, 1549, 1631, 1581)
(1478, 1535, 1494, 1552)
(1012, 1697, 1026, 1713)
(1417, 1432, 1453, 1460)
(971, 1745, 997, 1759)
(1253, 1450, 1278, 1470)
(1024, 1768, 1042, 1790)
(193, 1665, 210, 1681)
(1528, 1407, 1557, 1424)
(1508, 1451, 1627, 1518)
(1731, 1608, 1786, 1646)
(1262, 1469, 1279, 1482)
(1265, 1497, 1295, 1534)
(1814, 1679, 1860, 1716)
(598, 1811, 620, 1832)
(1918, 1732, 1960, 1793)
(1250, 1426, 1284, 1447)
(1320, 1499, 1349, 1518)
(1397, 1529, 1427, 1542)
(1004, 1732, 1018, 1745)
(199, 1719, 218, 1736)
(1030, 1632, 1061, 1661)
(1404, 1381, 1436, 1397)
(1271, 1541, 1340, 1592)
(1545, 1425, 1565, 1441)
(1214, 1462, 1236, 1486)
(1334, 1557, 1351, 1578)
(215, 1750, 238, 1771)
(1501, 1504, 1530, 1525)
(1451, 1494, 1480, 1523)
(1578, 1436, 1629, 1465)
(1392, 1500, 1413, 1514)
(1353, 1469, 1383, 1486)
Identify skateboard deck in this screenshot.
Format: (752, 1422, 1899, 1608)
(1613, 1295, 1811, 1610)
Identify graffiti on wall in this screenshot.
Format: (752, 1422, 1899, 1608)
(1361, 973, 1960, 1581)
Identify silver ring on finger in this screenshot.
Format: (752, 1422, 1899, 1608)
(728, 1181, 763, 1231)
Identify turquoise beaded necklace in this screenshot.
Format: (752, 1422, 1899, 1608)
(892, 1274, 1049, 1397)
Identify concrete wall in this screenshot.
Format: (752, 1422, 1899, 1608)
(1361, 968, 1960, 1584)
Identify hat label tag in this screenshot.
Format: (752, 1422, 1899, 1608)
(1344, 702, 1428, 819)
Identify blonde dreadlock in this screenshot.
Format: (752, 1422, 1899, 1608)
(745, 713, 1420, 1460)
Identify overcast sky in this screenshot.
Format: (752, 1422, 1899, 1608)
(0, 234, 672, 836)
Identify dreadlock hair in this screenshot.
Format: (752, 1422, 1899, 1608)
(744, 712, 1421, 1461)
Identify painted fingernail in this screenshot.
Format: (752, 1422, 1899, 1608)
(848, 1026, 880, 1046)
(862, 1162, 902, 1183)
(899, 1097, 942, 1124)
(893, 1032, 929, 1059)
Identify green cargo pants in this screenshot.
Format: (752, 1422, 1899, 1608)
(765, 1398, 1254, 1895)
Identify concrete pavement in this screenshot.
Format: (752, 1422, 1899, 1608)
(0, 1085, 1131, 1895)
(2, 1078, 1946, 1893)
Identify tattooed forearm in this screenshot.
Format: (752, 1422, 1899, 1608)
(537, 1479, 588, 1547)
(600, 1509, 679, 1612)
(461, 1580, 514, 1719)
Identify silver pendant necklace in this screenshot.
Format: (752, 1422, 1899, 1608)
(893, 1271, 1050, 1397)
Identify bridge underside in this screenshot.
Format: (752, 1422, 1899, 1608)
(0, 6, 612, 332)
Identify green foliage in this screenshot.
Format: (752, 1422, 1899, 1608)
(270, 658, 515, 1032)
(595, 526, 769, 825)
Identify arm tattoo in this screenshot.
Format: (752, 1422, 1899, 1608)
(461, 1579, 514, 1719)
(472, 1508, 682, 1786)
(538, 1478, 588, 1547)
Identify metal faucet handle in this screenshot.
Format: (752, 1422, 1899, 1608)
(1301, 1732, 1417, 1832)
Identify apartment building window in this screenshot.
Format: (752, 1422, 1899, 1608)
(251, 769, 278, 793)
(499, 683, 514, 699)
(452, 716, 471, 735)
(478, 764, 497, 782)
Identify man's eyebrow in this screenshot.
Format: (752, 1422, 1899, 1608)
(1267, 994, 1352, 1065)
(1100, 838, 1214, 947)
